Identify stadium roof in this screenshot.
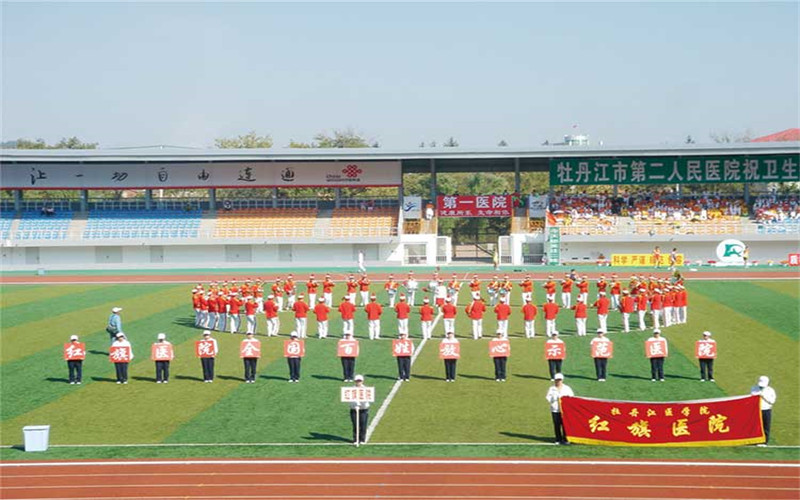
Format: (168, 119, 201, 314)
(2, 142, 797, 174)
(751, 128, 800, 143)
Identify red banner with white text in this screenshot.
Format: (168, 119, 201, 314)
(437, 195, 512, 217)
(561, 395, 764, 447)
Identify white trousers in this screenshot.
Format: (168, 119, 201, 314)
(521, 292, 532, 304)
(598, 314, 608, 333)
(652, 309, 662, 330)
(397, 318, 409, 335)
(546, 293, 555, 302)
(421, 320, 433, 339)
(388, 291, 396, 308)
(407, 290, 417, 306)
(256, 297, 264, 313)
(638, 310, 647, 330)
(246, 314, 256, 334)
(579, 292, 588, 304)
(287, 294, 296, 310)
(347, 293, 356, 305)
(546, 319, 557, 337)
(342, 318, 354, 336)
(443, 318, 455, 335)
(611, 294, 620, 309)
(276, 296, 284, 311)
(622, 313, 630, 333)
(561, 292, 572, 308)
(472, 319, 483, 340)
(664, 307, 673, 327)
(267, 317, 280, 337)
(576, 317, 587, 336)
(679, 306, 687, 324)
(360, 291, 370, 307)
(368, 319, 380, 340)
(309, 293, 317, 307)
(324, 292, 333, 308)
(317, 320, 328, 338)
(524, 319, 535, 338)
(229, 313, 240, 333)
(497, 319, 508, 338)
(295, 318, 307, 338)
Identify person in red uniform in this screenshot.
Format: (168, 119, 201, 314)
(264, 294, 280, 337)
(272, 278, 284, 312)
(619, 289, 635, 333)
(650, 288, 664, 330)
(358, 274, 371, 307)
(199, 291, 210, 329)
(560, 273, 573, 308)
(494, 296, 511, 338)
(441, 297, 458, 336)
(596, 275, 608, 299)
(306, 275, 319, 307)
(244, 296, 258, 334)
(543, 297, 560, 337)
(610, 274, 622, 310)
(466, 296, 486, 340)
(284, 274, 297, 311)
(419, 297, 435, 339)
(487, 275, 500, 306)
(314, 297, 331, 338)
(592, 292, 611, 334)
(519, 274, 534, 304)
(339, 296, 356, 337)
(663, 286, 676, 327)
(571, 296, 588, 336)
(394, 295, 411, 336)
(469, 275, 482, 300)
(447, 273, 461, 303)
(293, 294, 310, 338)
(228, 293, 243, 334)
(216, 292, 229, 332)
(384, 274, 399, 307)
(577, 275, 589, 304)
(543, 275, 557, 303)
(522, 297, 538, 338)
(345, 275, 358, 305)
(676, 284, 688, 324)
(364, 294, 383, 340)
(322, 274, 335, 307)
(636, 288, 649, 331)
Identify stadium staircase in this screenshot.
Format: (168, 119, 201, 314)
(313, 205, 334, 234)
(199, 211, 217, 236)
(69, 212, 89, 238)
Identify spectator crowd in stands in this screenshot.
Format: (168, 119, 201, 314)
(752, 194, 800, 224)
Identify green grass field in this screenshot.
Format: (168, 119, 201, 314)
(1, 278, 798, 461)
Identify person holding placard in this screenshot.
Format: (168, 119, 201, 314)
(646, 329, 668, 382)
(489, 330, 510, 382)
(545, 331, 566, 380)
(338, 331, 360, 382)
(284, 331, 305, 382)
(590, 329, 613, 382)
(392, 332, 414, 381)
(110, 332, 133, 384)
(350, 375, 369, 445)
(439, 331, 460, 382)
(240, 331, 261, 383)
(64, 335, 86, 385)
(196, 330, 218, 383)
(696, 330, 716, 382)
(151, 333, 174, 384)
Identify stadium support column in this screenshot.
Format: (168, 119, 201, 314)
(272, 188, 278, 208)
(145, 189, 152, 210)
(335, 188, 341, 208)
(80, 190, 88, 212)
(514, 158, 521, 193)
(209, 189, 217, 213)
(14, 190, 22, 212)
(744, 183, 750, 205)
(430, 159, 437, 202)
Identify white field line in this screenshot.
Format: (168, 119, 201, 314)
(2, 459, 799, 468)
(6, 472, 797, 479)
(364, 312, 442, 443)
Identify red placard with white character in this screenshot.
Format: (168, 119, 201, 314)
(63, 342, 86, 361)
(545, 340, 566, 360)
(151, 343, 174, 361)
(109, 346, 131, 363)
(695, 340, 717, 359)
(438, 341, 461, 360)
(240, 339, 262, 359)
(489, 338, 511, 358)
(788, 253, 800, 266)
(284, 339, 306, 357)
(645, 339, 668, 358)
(195, 340, 216, 358)
(591, 340, 614, 359)
(337, 339, 360, 358)
(392, 339, 414, 357)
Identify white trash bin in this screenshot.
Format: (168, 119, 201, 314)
(23, 425, 50, 452)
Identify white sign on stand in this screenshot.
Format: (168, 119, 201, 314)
(340, 386, 375, 403)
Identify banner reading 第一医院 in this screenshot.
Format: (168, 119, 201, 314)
(550, 155, 799, 186)
(560, 394, 764, 446)
(437, 195, 512, 217)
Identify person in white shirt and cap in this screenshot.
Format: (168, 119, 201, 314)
(65, 334, 84, 385)
(545, 373, 574, 445)
(350, 374, 369, 445)
(199, 330, 219, 383)
(153, 332, 173, 383)
(751, 375, 777, 445)
(111, 332, 133, 384)
(698, 331, 716, 382)
(107, 307, 123, 343)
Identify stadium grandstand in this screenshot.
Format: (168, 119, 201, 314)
(1, 141, 798, 270)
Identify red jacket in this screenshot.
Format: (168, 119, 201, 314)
(466, 300, 486, 320)
(543, 302, 559, 320)
(263, 300, 278, 319)
(293, 300, 310, 318)
(620, 296, 635, 314)
(593, 297, 611, 315)
(522, 303, 538, 321)
(572, 302, 588, 319)
(494, 303, 511, 320)
(650, 293, 663, 311)
(338, 301, 356, 320)
(419, 304, 435, 322)
(313, 303, 330, 321)
(365, 302, 383, 320)
(441, 304, 457, 319)
(636, 294, 649, 311)
(395, 302, 411, 320)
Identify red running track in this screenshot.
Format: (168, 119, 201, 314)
(1, 459, 799, 500)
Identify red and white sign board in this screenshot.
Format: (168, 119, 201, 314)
(63, 342, 86, 361)
(438, 341, 461, 360)
(284, 339, 306, 357)
(195, 340, 216, 358)
(337, 339, 360, 358)
(240, 339, 262, 359)
(151, 343, 174, 361)
(340, 386, 376, 403)
(437, 195, 512, 218)
(109, 346, 131, 363)
(789, 253, 800, 266)
(695, 340, 717, 359)
(591, 340, 614, 359)
(392, 339, 414, 357)
(489, 338, 511, 358)
(645, 339, 669, 358)
(545, 340, 566, 360)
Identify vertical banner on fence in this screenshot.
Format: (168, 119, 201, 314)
(560, 394, 764, 446)
(546, 227, 561, 265)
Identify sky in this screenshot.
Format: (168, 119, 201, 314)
(2, 2, 798, 149)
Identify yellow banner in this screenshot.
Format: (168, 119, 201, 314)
(611, 254, 684, 267)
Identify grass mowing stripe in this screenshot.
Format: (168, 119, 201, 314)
(0, 284, 186, 364)
(673, 287, 799, 446)
(0, 284, 148, 330)
(688, 281, 799, 340)
(754, 280, 800, 299)
(0, 284, 110, 309)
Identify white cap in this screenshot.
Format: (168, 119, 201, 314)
(354, 374, 364, 382)
(599, 291, 606, 295)
(268, 294, 275, 299)
(702, 331, 712, 337)
(653, 328, 661, 334)
(157, 333, 166, 340)
(597, 329, 605, 335)
(203, 330, 211, 336)
(554, 373, 564, 380)
(70, 335, 79, 341)
(318, 297, 325, 302)
(552, 331, 559, 336)
(499, 296, 507, 302)
(423, 297, 430, 302)
(445, 297, 452, 302)
(758, 376, 769, 388)
(290, 331, 298, 338)
(116, 332, 125, 338)
(112, 307, 122, 313)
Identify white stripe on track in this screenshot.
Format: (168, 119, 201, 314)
(364, 312, 442, 443)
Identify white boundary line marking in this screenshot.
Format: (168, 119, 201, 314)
(2, 442, 796, 449)
(1, 459, 798, 468)
(364, 312, 442, 443)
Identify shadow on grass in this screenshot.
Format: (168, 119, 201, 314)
(612, 373, 655, 381)
(90, 376, 117, 383)
(302, 432, 351, 443)
(174, 375, 205, 382)
(132, 376, 156, 383)
(363, 374, 397, 381)
(459, 373, 495, 381)
(172, 318, 197, 328)
(412, 374, 441, 381)
(45, 377, 69, 384)
(312, 375, 345, 382)
(217, 375, 243, 382)
(260, 375, 289, 382)
(89, 350, 108, 356)
(499, 431, 554, 443)
(512, 373, 551, 381)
